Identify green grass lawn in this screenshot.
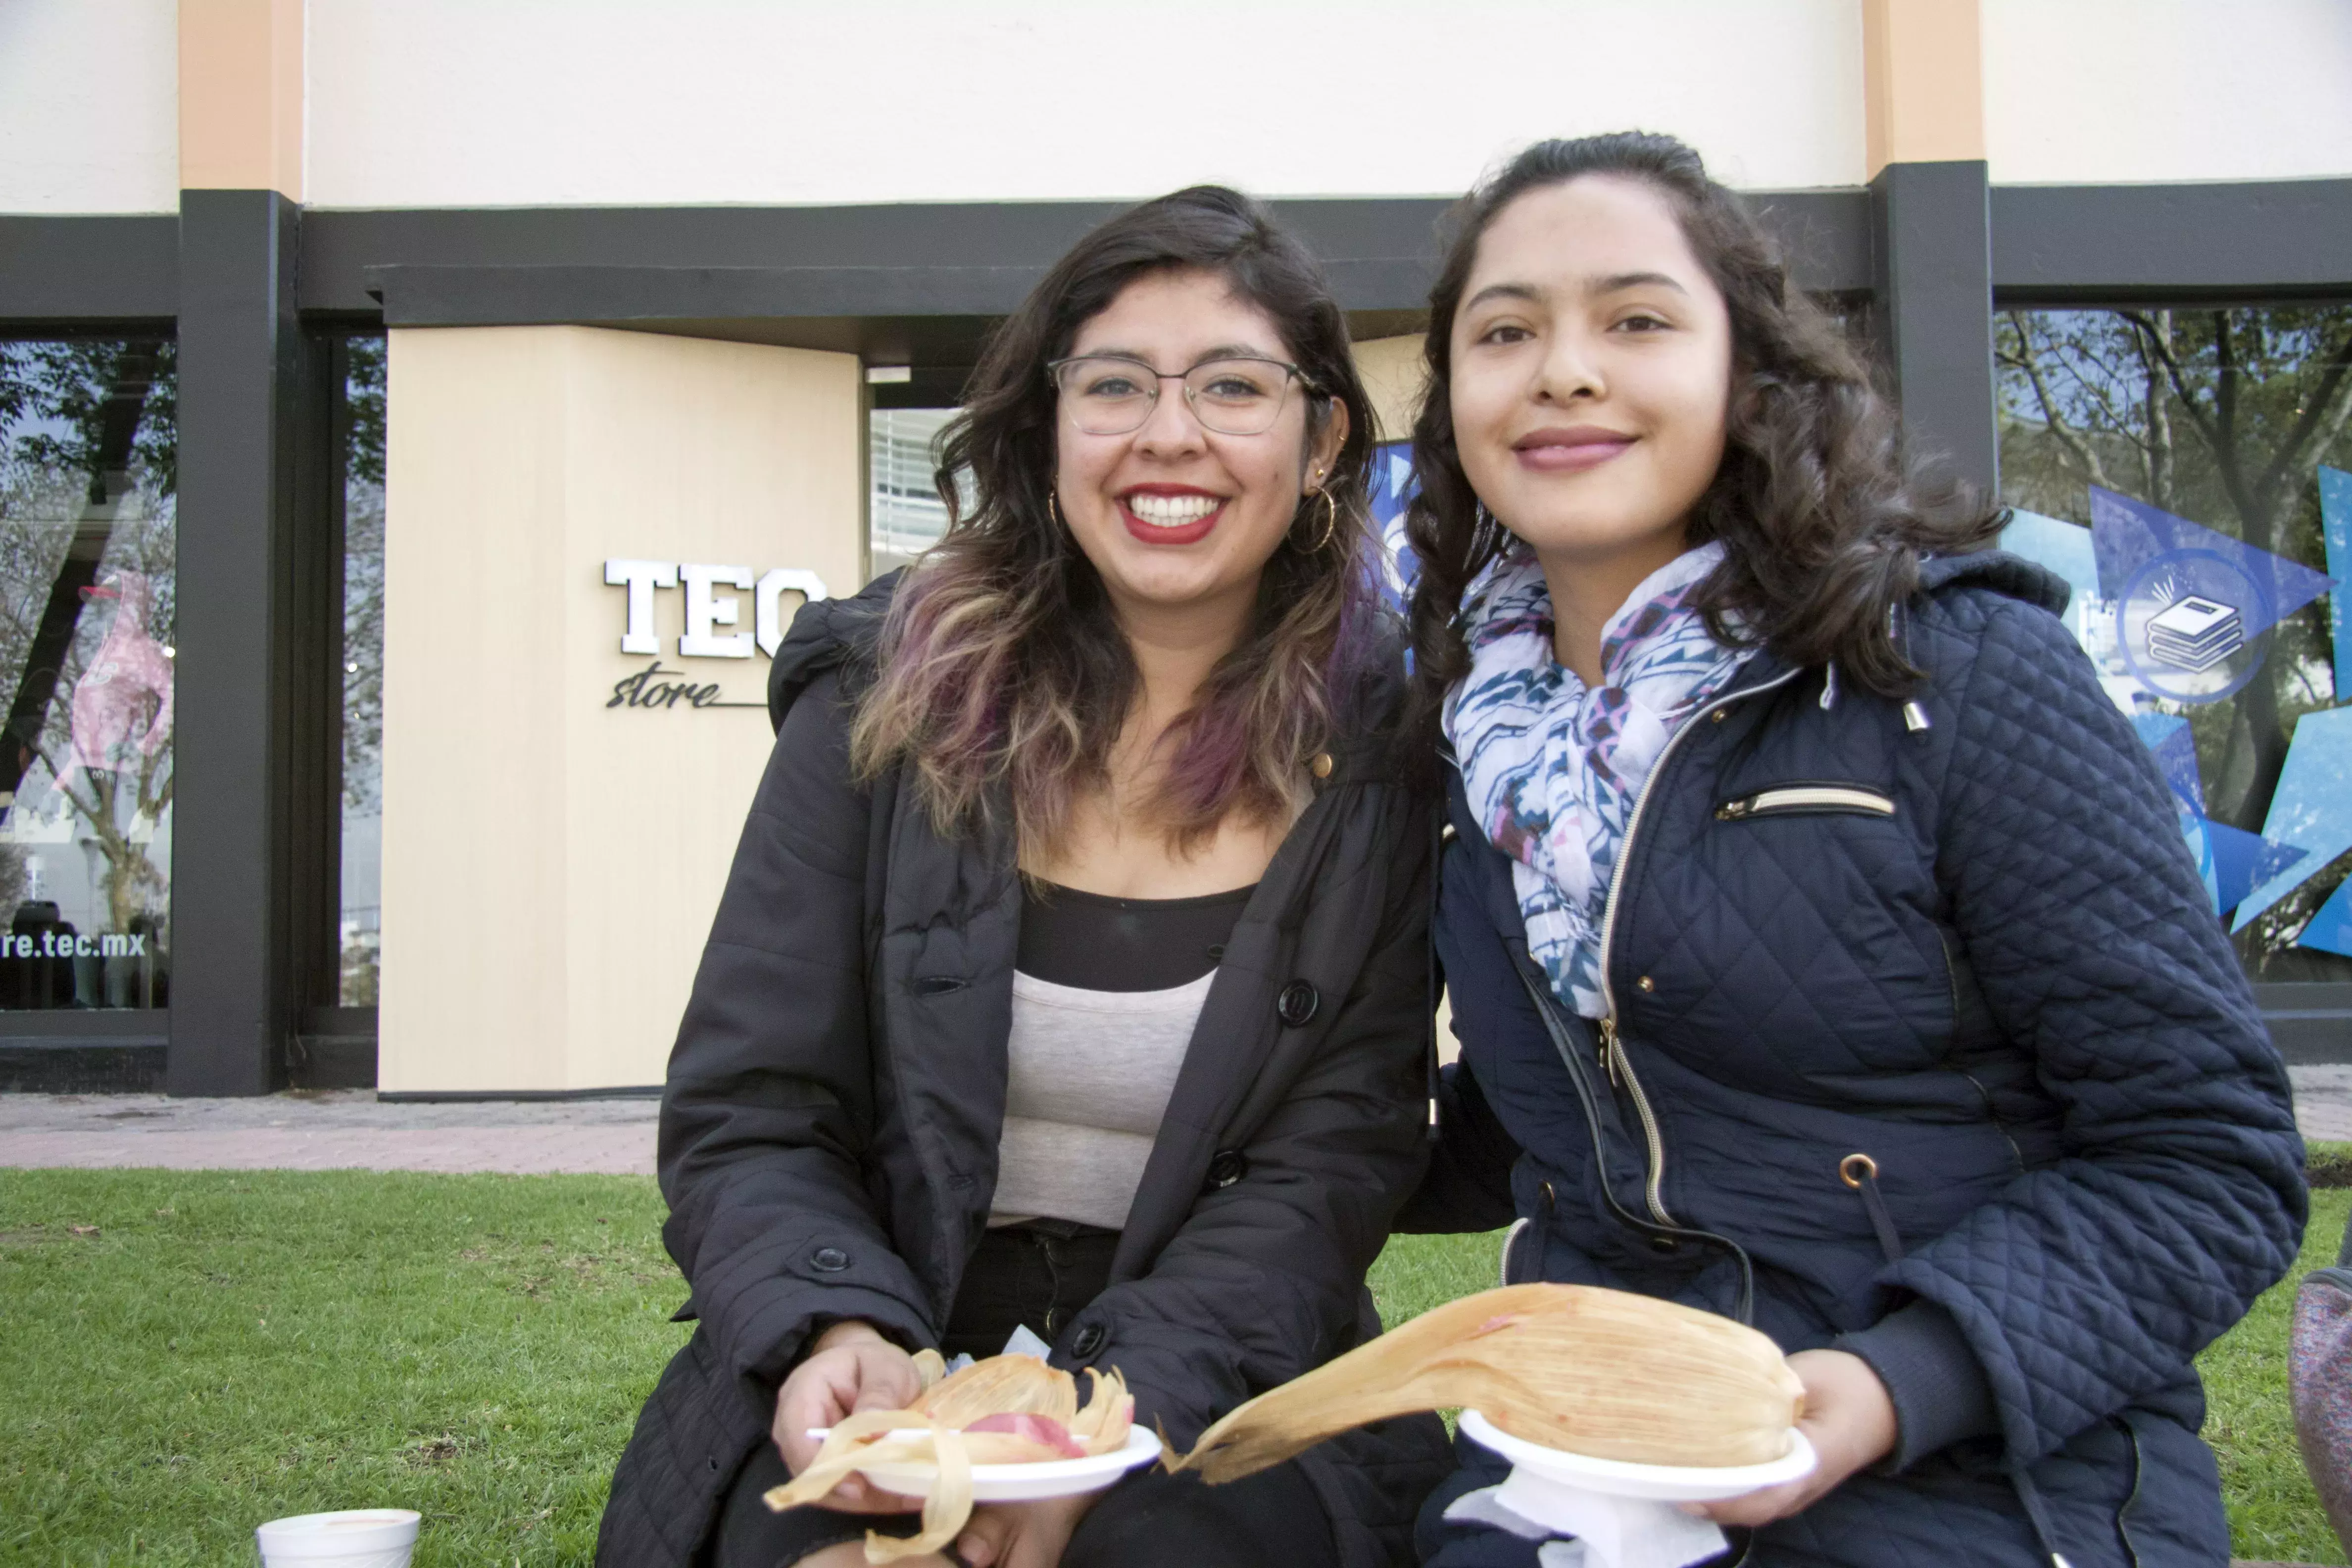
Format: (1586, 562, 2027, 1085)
(0, 1169, 2343, 1566)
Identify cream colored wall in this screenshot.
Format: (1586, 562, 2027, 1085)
(1353, 335, 1428, 446)
(1982, 0, 2352, 184)
(302, 0, 1867, 206)
(0, 0, 178, 213)
(380, 326, 862, 1092)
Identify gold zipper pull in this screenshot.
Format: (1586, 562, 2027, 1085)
(1600, 1016, 1621, 1085)
(1715, 798, 1752, 821)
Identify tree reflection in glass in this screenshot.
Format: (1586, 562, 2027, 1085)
(1998, 305, 2352, 975)
(340, 337, 385, 1006)
(0, 340, 176, 1008)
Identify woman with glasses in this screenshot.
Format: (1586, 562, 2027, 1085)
(598, 185, 1450, 1568)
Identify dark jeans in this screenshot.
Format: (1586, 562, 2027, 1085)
(711, 1222, 1342, 1568)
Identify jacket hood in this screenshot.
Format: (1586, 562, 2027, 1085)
(1918, 547, 2071, 616)
(767, 568, 902, 733)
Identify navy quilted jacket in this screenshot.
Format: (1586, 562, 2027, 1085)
(1403, 551, 2305, 1568)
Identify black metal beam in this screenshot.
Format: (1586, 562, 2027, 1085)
(1993, 178, 2352, 303)
(305, 190, 1872, 326)
(0, 214, 178, 327)
(0, 191, 1869, 333)
(1871, 160, 1998, 492)
(11, 183, 2344, 333)
(168, 190, 306, 1096)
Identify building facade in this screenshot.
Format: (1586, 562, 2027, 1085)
(1, 0, 2348, 1094)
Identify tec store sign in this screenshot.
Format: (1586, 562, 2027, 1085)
(602, 559, 831, 711)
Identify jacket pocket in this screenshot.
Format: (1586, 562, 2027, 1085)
(1714, 783, 1896, 821)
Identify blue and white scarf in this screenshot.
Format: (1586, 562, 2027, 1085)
(1443, 540, 1747, 1018)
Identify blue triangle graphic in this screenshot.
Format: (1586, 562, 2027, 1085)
(2321, 465, 2352, 700)
(2236, 707, 2352, 929)
(2130, 713, 2203, 818)
(2127, 710, 2307, 916)
(1370, 441, 1421, 609)
(2002, 510, 2101, 648)
(1369, 442, 1417, 531)
(2003, 509, 2099, 606)
(2091, 486, 2335, 639)
(2301, 874, 2352, 959)
(2206, 819, 2307, 917)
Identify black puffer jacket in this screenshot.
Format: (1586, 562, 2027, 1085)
(1407, 552, 2305, 1567)
(599, 573, 1452, 1567)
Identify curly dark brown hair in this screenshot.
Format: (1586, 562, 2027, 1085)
(1404, 131, 2004, 747)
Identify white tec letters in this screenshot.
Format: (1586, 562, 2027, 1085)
(603, 559, 831, 658)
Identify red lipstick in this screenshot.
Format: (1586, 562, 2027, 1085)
(1117, 484, 1228, 546)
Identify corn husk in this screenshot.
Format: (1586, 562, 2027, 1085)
(763, 1353, 1133, 1563)
(1173, 1284, 1801, 1483)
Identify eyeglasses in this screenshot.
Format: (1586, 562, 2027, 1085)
(1047, 353, 1317, 437)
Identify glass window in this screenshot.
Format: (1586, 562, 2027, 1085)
(870, 408, 958, 575)
(1996, 304, 2352, 978)
(340, 338, 385, 1006)
(0, 339, 177, 1009)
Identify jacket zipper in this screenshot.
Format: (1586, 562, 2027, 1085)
(1714, 784, 1894, 821)
(1595, 664, 1807, 1227)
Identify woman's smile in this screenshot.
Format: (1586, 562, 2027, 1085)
(1512, 424, 1638, 474)
(1119, 483, 1229, 546)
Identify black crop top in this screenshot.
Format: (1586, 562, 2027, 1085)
(1016, 880, 1256, 991)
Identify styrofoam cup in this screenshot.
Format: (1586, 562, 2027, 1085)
(254, 1509, 419, 1567)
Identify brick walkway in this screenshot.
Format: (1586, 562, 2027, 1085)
(0, 1089, 656, 1174)
(2295, 1066, 2352, 1143)
(3, 1064, 2350, 1176)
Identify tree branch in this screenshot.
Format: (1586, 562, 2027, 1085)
(1998, 313, 2114, 490)
(2255, 323, 2352, 510)
(2121, 310, 2224, 456)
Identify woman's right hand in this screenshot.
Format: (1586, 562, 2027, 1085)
(773, 1320, 927, 1512)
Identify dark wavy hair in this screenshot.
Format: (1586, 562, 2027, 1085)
(851, 186, 1383, 853)
(1405, 132, 2004, 743)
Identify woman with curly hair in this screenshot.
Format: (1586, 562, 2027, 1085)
(598, 185, 1448, 1568)
(1397, 133, 2303, 1567)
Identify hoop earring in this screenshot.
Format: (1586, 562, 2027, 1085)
(1310, 488, 1339, 552)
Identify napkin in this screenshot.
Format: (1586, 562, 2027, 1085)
(1444, 1478, 1728, 1568)
(931, 1324, 1050, 1380)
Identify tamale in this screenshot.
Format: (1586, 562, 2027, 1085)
(1174, 1283, 1802, 1482)
(763, 1353, 1135, 1563)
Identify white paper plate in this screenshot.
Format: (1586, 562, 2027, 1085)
(805, 1426, 1162, 1503)
(1459, 1411, 1816, 1502)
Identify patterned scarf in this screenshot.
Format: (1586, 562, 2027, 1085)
(1443, 539, 1747, 1018)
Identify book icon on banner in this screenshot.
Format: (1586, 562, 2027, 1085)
(2093, 486, 2336, 705)
(2145, 591, 2244, 674)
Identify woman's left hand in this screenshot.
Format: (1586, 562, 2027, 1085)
(1685, 1349, 1897, 1528)
(948, 1493, 1095, 1568)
